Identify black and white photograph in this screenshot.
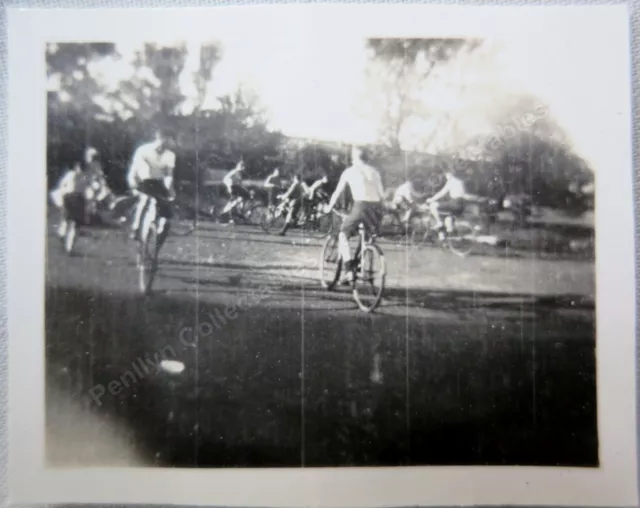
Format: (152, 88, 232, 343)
(7, 4, 638, 507)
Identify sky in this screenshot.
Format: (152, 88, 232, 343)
(71, 21, 629, 175)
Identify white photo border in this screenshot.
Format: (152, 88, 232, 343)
(7, 4, 638, 507)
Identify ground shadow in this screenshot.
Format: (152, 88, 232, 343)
(45, 282, 597, 469)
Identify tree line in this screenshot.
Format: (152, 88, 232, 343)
(46, 40, 593, 212)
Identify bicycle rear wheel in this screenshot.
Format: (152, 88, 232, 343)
(447, 220, 476, 257)
(352, 244, 386, 312)
(319, 234, 342, 290)
(263, 206, 288, 235)
(138, 223, 159, 294)
(246, 204, 268, 227)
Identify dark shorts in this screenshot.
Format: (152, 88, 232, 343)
(435, 198, 465, 216)
(340, 201, 384, 236)
(137, 179, 173, 219)
(62, 192, 87, 223)
(230, 184, 250, 200)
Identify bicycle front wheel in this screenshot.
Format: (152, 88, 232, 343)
(352, 244, 386, 312)
(319, 234, 342, 290)
(447, 220, 476, 257)
(138, 224, 159, 294)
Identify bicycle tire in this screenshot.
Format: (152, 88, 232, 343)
(352, 243, 386, 313)
(319, 234, 342, 290)
(262, 206, 288, 235)
(138, 223, 159, 294)
(447, 220, 476, 257)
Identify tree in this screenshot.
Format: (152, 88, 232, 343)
(363, 38, 479, 153)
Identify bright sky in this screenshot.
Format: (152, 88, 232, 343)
(78, 18, 629, 175)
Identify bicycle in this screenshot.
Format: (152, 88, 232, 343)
(319, 210, 386, 313)
(410, 202, 479, 257)
(217, 189, 266, 227)
(136, 193, 176, 295)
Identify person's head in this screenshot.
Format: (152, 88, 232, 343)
(155, 127, 176, 150)
(272, 167, 280, 177)
(84, 147, 99, 165)
(351, 145, 371, 165)
(236, 159, 245, 172)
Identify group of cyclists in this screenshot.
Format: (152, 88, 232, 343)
(49, 124, 474, 267)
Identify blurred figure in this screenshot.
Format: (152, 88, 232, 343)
(127, 127, 177, 241)
(221, 159, 249, 222)
(263, 167, 282, 207)
(280, 173, 330, 235)
(50, 161, 92, 239)
(325, 146, 385, 275)
(427, 170, 471, 238)
(83, 147, 114, 213)
(392, 179, 424, 226)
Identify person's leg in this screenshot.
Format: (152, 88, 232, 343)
(222, 184, 235, 214)
(430, 201, 443, 228)
(339, 203, 363, 268)
(130, 194, 150, 238)
(140, 198, 156, 241)
(280, 198, 301, 235)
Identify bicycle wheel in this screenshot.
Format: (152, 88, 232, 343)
(447, 220, 476, 257)
(352, 243, 386, 312)
(63, 220, 77, 255)
(319, 234, 342, 290)
(246, 204, 267, 227)
(138, 223, 159, 294)
(263, 206, 288, 235)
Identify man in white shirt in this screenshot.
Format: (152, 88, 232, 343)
(392, 180, 425, 224)
(427, 170, 470, 233)
(325, 146, 385, 272)
(127, 128, 176, 241)
(50, 161, 92, 238)
(263, 167, 282, 207)
(221, 159, 249, 218)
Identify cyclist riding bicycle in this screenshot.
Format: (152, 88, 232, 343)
(324, 146, 385, 275)
(83, 147, 115, 213)
(127, 127, 177, 243)
(391, 180, 425, 226)
(221, 159, 249, 221)
(263, 167, 283, 207)
(427, 170, 472, 239)
(280, 173, 329, 235)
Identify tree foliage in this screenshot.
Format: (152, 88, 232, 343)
(364, 38, 479, 153)
(46, 42, 283, 191)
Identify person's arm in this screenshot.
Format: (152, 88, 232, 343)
(309, 179, 325, 195)
(127, 148, 145, 191)
(164, 152, 176, 193)
(376, 172, 385, 202)
(327, 172, 348, 211)
(430, 181, 450, 202)
(281, 180, 298, 201)
(264, 174, 276, 188)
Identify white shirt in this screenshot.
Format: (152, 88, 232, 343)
(50, 168, 90, 207)
(127, 141, 176, 187)
(393, 181, 415, 204)
(334, 163, 384, 203)
(223, 166, 243, 188)
(433, 176, 466, 200)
